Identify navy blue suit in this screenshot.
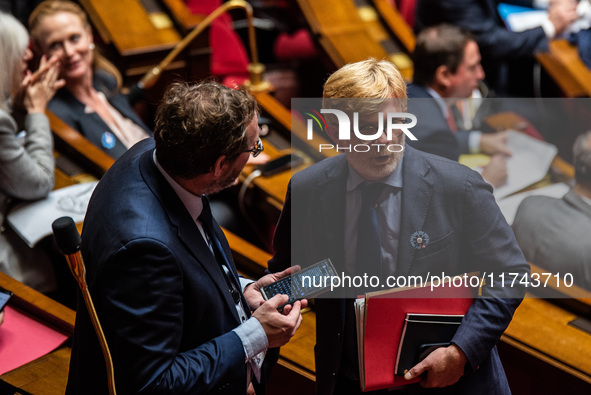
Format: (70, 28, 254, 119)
(66, 139, 256, 394)
(48, 70, 151, 159)
(269, 146, 529, 394)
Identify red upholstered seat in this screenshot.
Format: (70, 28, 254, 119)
(185, 0, 249, 87)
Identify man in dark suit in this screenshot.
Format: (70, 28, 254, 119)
(415, 0, 578, 95)
(66, 81, 306, 394)
(269, 59, 529, 394)
(408, 24, 510, 188)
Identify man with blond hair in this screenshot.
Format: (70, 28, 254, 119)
(269, 59, 528, 394)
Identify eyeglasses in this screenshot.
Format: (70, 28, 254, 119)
(244, 137, 264, 157)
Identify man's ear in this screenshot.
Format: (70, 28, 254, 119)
(213, 155, 228, 177)
(434, 65, 453, 90)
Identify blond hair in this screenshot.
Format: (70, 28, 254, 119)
(322, 58, 407, 116)
(323, 58, 407, 99)
(0, 11, 29, 111)
(29, 0, 122, 89)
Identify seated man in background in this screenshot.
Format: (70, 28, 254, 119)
(513, 130, 591, 291)
(415, 0, 579, 96)
(408, 24, 510, 188)
(67, 81, 306, 394)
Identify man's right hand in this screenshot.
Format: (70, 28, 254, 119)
(479, 131, 512, 157)
(252, 294, 305, 348)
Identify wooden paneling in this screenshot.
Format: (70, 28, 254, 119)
(79, 0, 210, 82)
(297, 0, 413, 80)
(537, 40, 591, 97)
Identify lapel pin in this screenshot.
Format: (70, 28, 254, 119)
(410, 231, 429, 250)
(101, 131, 116, 149)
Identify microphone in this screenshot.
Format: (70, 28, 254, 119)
(51, 216, 117, 395)
(52, 216, 86, 287)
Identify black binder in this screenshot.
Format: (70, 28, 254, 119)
(394, 313, 464, 375)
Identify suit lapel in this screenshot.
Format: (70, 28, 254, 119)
(396, 147, 434, 277)
(139, 150, 241, 321)
(319, 156, 348, 273)
(316, 156, 349, 328)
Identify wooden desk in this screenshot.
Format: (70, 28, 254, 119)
(0, 272, 74, 395)
(499, 263, 591, 393)
(79, 0, 210, 88)
(536, 39, 591, 97)
(296, 0, 413, 80)
(240, 91, 336, 225)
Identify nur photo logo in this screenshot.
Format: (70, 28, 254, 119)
(301, 106, 418, 153)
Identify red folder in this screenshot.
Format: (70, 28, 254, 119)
(357, 277, 476, 391)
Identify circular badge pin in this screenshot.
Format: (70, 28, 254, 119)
(101, 131, 116, 149)
(410, 230, 429, 250)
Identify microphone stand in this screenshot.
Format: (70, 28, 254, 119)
(130, 0, 270, 100)
(52, 217, 117, 395)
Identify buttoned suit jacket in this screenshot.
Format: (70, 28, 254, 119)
(48, 70, 151, 159)
(269, 146, 529, 394)
(66, 138, 258, 394)
(512, 189, 591, 290)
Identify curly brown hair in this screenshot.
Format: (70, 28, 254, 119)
(154, 81, 258, 179)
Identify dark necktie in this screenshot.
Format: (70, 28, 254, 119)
(355, 182, 384, 280)
(199, 196, 241, 305)
(200, 197, 263, 381)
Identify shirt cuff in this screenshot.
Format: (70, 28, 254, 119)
(233, 317, 269, 361)
(240, 277, 255, 292)
(533, 0, 549, 9)
(542, 18, 556, 38)
(468, 131, 482, 154)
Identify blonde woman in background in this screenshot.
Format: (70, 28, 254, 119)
(28, 0, 151, 159)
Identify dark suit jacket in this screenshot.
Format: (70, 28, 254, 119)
(415, 0, 547, 58)
(407, 84, 470, 161)
(269, 146, 529, 394)
(48, 70, 151, 159)
(66, 139, 256, 394)
(415, 0, 547, 94)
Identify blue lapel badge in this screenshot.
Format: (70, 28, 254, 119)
(101, 131, 116, 149)
(410, 231, 429, 250)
